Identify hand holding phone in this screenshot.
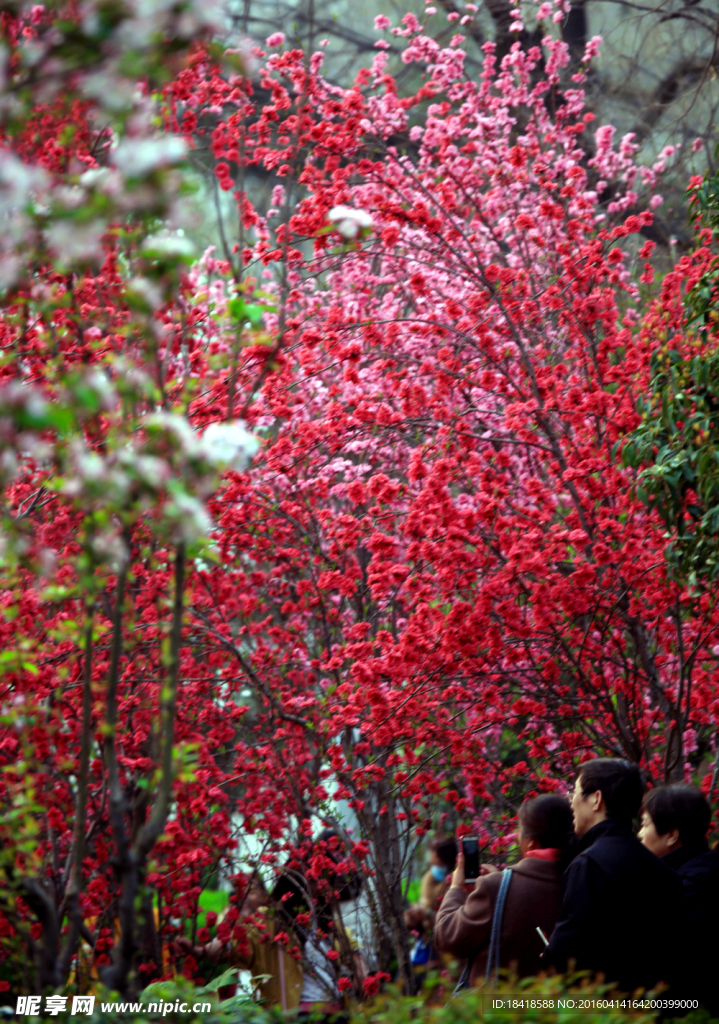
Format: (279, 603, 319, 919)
(461, 835, 480, 881)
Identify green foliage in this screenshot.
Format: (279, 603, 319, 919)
(623, 168, 719, 585)
(227, 297, 265, 328)
(404, 878, 421, 904)
(199, 890, 230, 915)
(197, 889, 230, 929)
(351, 974, 707, 1024)
(622, 340, 719, 584)
(25, 963, 719, 1023)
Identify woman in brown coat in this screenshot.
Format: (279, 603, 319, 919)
(434, 795, 574, 985)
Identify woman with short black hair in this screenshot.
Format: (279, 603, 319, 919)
(639, 783, 711, 854)
(640, 784, 719, 1014)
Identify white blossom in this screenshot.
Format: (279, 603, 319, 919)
(112, 136, 187, 178)
(17, 433, 52, 462)
(140, 230, 195, 261)
(0, 149, 48, 289)
(127, 276, 163, 311)
(90, 529, 129, 569)
(75, 449, 105, 482)
(169, 490, 213, 542)
(116, 448, 170, 490)
(61, 440, 130, 504)
(143, 411, 201, 458)
(328, 205, 373, 240)
(78, 368, 117, 411)
(0, 449, 18, 484)
(0, 148, 48, 210)
(44, 218, 106, 264)
(79, 167, 123, 198)
(200, 421, 259, 471)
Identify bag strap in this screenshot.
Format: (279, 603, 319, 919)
(485, 868, 513, 982)
(452, 954, 475, 997)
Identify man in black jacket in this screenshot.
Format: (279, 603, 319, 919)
(640, 784, 719, 1012)
(545, 759, 684, 993)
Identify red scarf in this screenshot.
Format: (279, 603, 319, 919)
(524, 848, 560, 861)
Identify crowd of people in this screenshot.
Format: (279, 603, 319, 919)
(183, 761, 719, 1018)
(431, 760, 719, 1009)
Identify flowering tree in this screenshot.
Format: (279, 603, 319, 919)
(0, 0, 717, 1000)
(0, 0, 260, 996)
(163, 11, 719, 984)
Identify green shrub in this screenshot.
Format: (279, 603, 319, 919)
(66, 970, 718, 1024)
(350, 973, 708, 1024)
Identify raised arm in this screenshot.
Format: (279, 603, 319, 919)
(433, 877, 496, 960)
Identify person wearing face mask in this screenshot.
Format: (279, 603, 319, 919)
(420, 836, 458, 909)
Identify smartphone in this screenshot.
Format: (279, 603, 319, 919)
(461, 835, 480, 881)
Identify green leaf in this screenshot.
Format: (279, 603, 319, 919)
(227, 296, 246, 322)
(228, 297, 264, 327)
(244, 304, 264, 325)
(197, 967, 239, 994)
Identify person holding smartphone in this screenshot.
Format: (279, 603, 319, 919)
(434, 795, 573, 986)
(420, 835, 458, 909)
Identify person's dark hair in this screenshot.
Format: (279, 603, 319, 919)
(642, 785, 711, 846)
(430, 835, 458, 870)
(578, 758, 644, 823)
(520, 794, 575, 870)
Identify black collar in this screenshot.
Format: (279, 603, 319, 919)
(662, 840, 709, 870)
(576, 817, 632, 854)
